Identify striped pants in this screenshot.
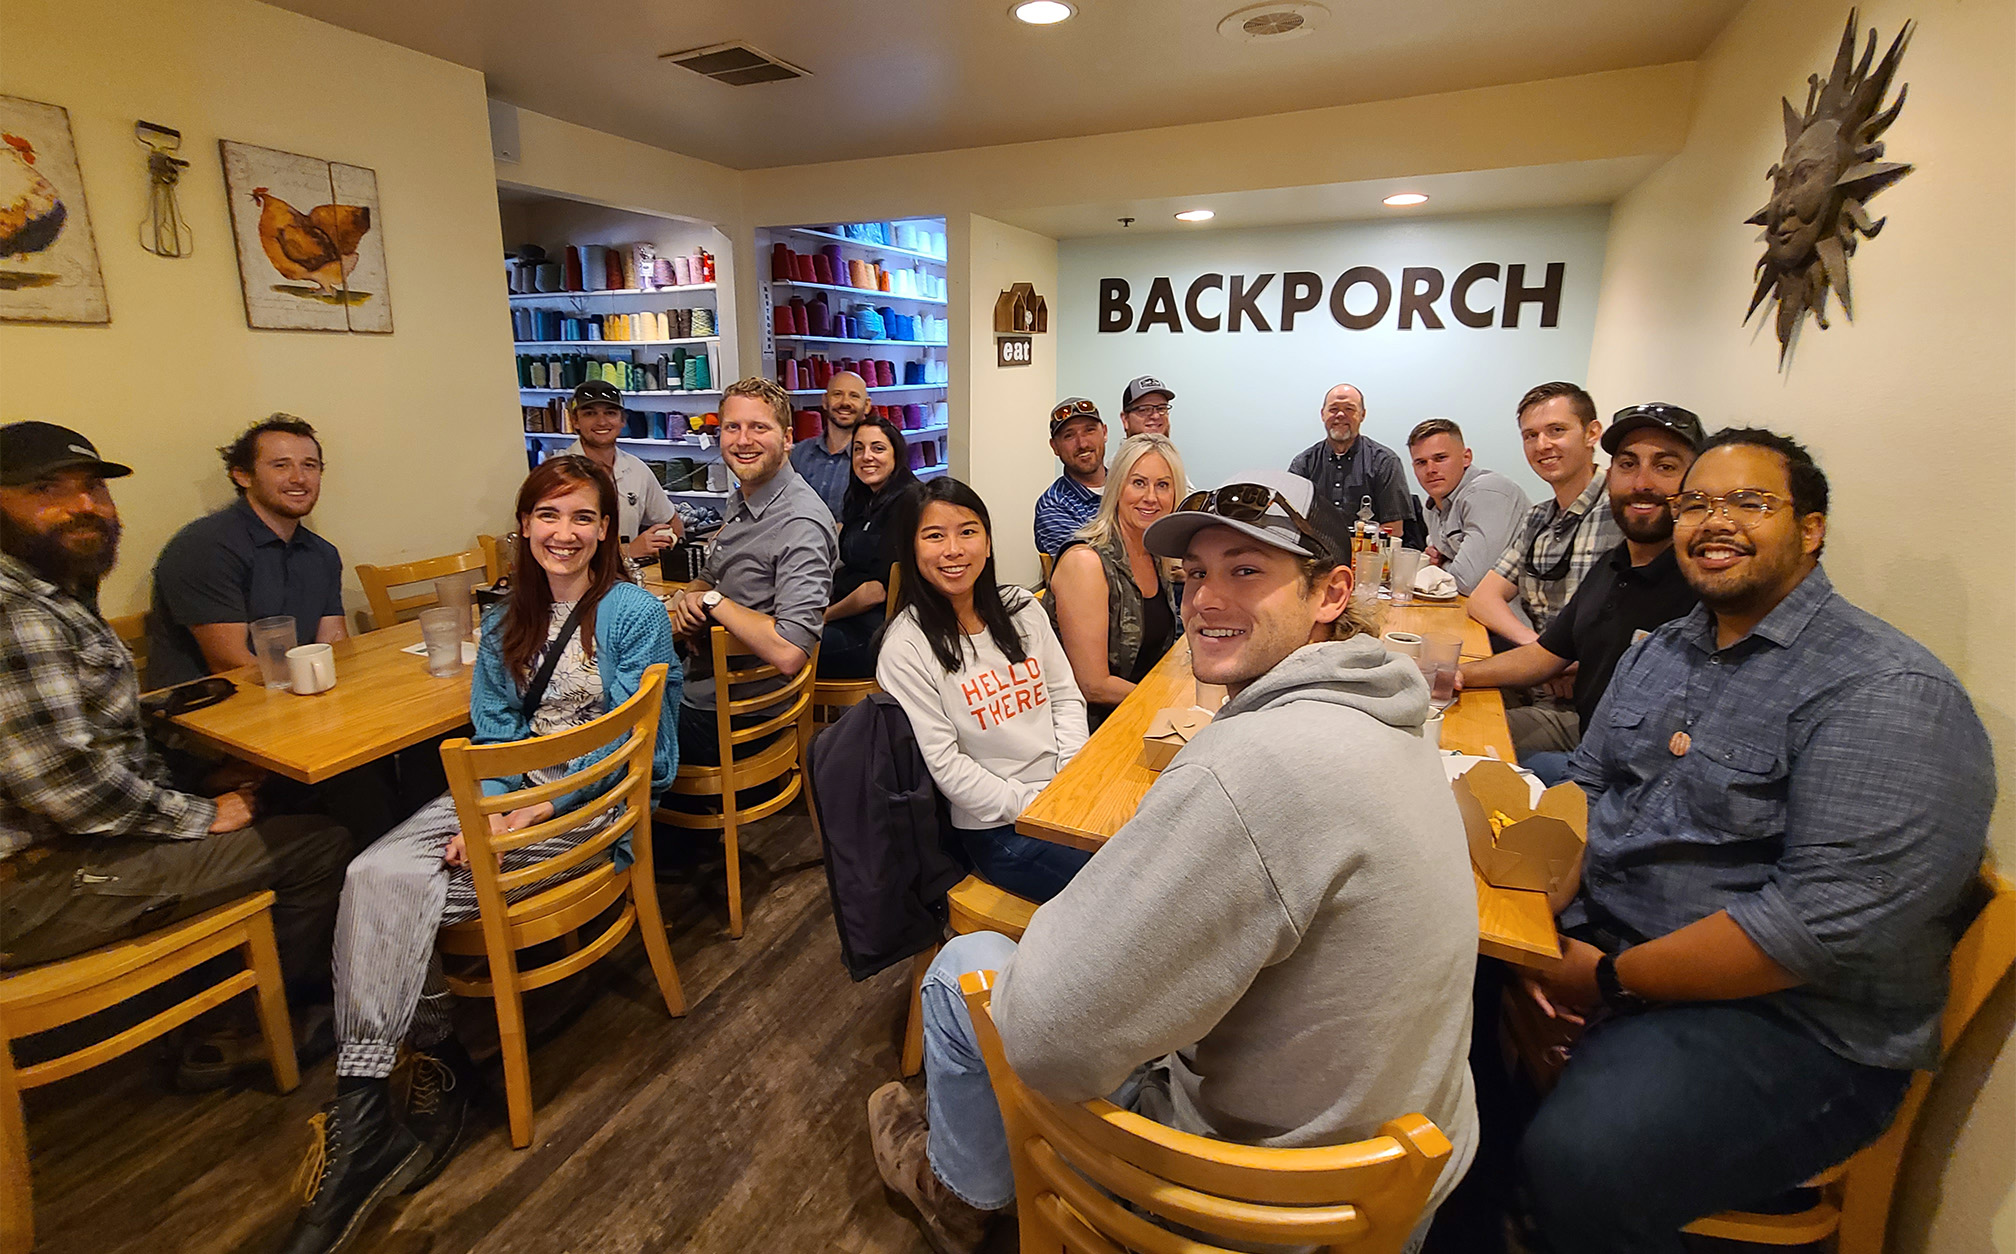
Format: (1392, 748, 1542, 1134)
(332, 793, 606, 1079)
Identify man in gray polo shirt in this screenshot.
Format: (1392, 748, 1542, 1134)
(666, 377, 835, 766)
(1407, 418, 1532, 595)
(564, 380, 682, 561)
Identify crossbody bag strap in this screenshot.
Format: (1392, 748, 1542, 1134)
(522, 598, 590, 718)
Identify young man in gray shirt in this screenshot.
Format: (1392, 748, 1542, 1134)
(1407, 418, 1532, 595)
(868, 470, 1479, 1254)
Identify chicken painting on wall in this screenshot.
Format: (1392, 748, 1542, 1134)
(0, 95, 110, 325)
(220, 140, 392, 332)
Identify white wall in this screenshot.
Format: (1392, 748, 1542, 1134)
(960, 215, 1060, 587)
(1586, 0, 2016, 1248)
(1057, 208, 1611, 498)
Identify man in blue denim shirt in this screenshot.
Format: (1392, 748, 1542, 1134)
(1516, 429, 1995, 1254)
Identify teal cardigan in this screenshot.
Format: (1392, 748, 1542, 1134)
(470, 580, 680, 862)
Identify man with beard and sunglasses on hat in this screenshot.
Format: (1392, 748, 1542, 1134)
(1454, 405, 1704, 783)
(867, 469, 1478, 1254)
(0, 422, 348, 1044)
(1513, 429, 1994, 1254)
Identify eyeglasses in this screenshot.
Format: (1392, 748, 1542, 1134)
(1050, 398, 1099, 424)
(1667, 489, 1789, 527)
(1177, 484, 1322, 548)
(1125, 403, 1172, 417)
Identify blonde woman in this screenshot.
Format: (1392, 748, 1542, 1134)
(1046, 433, 1186, 728)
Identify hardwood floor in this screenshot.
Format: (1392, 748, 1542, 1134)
(18, 807, 978, 1254)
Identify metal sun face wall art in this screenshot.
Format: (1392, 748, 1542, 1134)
(1746, 9, 1914, 364)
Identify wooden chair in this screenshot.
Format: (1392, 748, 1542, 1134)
(1038, 551, 1055, 586)
(435, 663, 684, 1149)
(106, 611, 148, 675)
(1, 892, 299, 1254)
(1678, 868, 2016, 1252)
(892, 877, 1039, 1078)
(477, 533, 510, 583)
(812, 563, 901, 726)
(355, 546, 487, 630)
(960, 969, 1451, 1254)
(653, 628, 819, 939)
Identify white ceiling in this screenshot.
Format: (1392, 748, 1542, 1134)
(266, 0, 1745, 171)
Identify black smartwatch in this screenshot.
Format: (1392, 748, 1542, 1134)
(1595, 952, 1650, 1014)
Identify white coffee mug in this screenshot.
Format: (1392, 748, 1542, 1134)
(1382, 631, 1425, 659)
(1422, 712, 1444, 747)
(286, 642, 337, 695)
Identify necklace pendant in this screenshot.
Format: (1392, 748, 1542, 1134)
(1669, 731, 1692, 757)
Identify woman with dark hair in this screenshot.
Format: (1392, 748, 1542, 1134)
(820, 415, 921, 678)
(876, 478, 1090, 902)
(280, 456, 679, 1249)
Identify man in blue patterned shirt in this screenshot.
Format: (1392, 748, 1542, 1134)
(1516, 429, 1995, 1254)
(1032, 397, 1107, 558)
(0, 422, 348, 1002)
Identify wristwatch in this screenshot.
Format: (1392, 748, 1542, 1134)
(700, 590, 724, 619)
(1594, 952, 1650, 1014)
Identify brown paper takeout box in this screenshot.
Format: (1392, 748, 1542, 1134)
(1141, 706, 1215, 772)
(1452, 759, 1587, 894)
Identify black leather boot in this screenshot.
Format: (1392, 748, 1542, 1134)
(402, 1038, 482, 1191)
(279, 1080, 426, 1254)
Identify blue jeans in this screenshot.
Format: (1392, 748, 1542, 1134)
(1519, 1002, 1910, 1254)
(1521, 750, 1573, 787)
(920, 931, 1025, 1209)
(957, 824, 1090, 903)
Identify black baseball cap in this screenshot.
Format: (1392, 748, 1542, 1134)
(1602, 402, 1705, 454)
(0, 421, 133, 486)
(571, 380, 623, 409)
(1049, 396, 1102, 437)
(1122, 376, 1175, 410)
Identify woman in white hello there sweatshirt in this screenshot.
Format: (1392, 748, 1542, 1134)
(876, 478, 1090, 902)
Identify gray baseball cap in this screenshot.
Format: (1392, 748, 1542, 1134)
(1122, 376, 1175, 409)
(1145, 469, 1326, 561)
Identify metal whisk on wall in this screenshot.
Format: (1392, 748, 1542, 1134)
(135, 120, 192, 258)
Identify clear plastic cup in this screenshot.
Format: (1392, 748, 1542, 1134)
(250, 615, 296, 690)
(418, 606, 463, 677)
(1352, 550, 1383, 601)
(434, 573, 475, 640)
(1389, 548, 1424, 605)
(1420, 632, 1463, 710)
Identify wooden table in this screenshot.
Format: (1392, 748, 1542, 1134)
(167, 621, 475, 785)
(1017, 596, 1560, 966)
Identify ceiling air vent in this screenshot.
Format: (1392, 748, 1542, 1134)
(1217, 2, 1329, 43)
(660, 41, 811, 86)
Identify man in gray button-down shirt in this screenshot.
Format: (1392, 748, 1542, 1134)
(666, 379, 836, 766)
(1515, 430, 1995, 1254)
(1405, 418, 1531, 594)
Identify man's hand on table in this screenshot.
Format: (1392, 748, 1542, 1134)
(667, 589, 712, 637)
(1523, 936, 1603, 1024)
(1543, 665, 1579, 702)
(208, 785, 258, 833)
(1424, 546, 1445, 566)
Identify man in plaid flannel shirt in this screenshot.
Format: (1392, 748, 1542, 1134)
(0, 422, 347, 1002)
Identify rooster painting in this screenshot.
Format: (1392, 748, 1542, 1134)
(249, 186, 371, 295)
(221, 139, 392, 332)
(0, 95, 109, 325)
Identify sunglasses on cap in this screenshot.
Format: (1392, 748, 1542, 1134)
(1050, 398, 1099, 424)
(1177, 484, 1324, 549)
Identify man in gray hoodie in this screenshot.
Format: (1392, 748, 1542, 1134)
(867, 470, 1479, 1254)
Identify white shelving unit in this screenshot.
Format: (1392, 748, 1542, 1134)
(757, 216, 954, 482)
(501, 189, 740, 511)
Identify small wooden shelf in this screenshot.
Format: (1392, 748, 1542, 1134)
(783, 226, 946, 265)
(772, 333, 948, 347)
(768, 279, 946, 307)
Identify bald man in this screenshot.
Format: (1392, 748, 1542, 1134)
(1288, 383, 1411, 551)
(791, 370, 870, 519)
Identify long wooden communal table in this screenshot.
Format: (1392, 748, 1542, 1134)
(166, 620, 475, 785)
(1016, 595, 1561, 966)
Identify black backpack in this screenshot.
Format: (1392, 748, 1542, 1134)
(808, 694, 967, 981)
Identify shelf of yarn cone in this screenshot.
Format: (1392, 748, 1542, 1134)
(523, 432, 721, 450)
(513, 337, 718, 349)
(916, 464, 949, 479)
(507, 284, 717, 306)
(767, 279, 947, 306)
(782, 227, 946, 265)
(772, 333, 948, 347)
(784, 384, 947, 395)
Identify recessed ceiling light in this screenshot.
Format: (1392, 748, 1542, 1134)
(1174, 209, 1215, 222)
(1012, 1, 1075, 24)
(1383, 193, 1430, 207)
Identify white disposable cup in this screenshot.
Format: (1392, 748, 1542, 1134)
(1423, 712, 1444, 747)
(418, 606, 463, 677)
(286, 642, 336, 695)
(250, 615, 296, 690)
(1381, 631, 1425, 659)
(1389, 548, 1424, 605)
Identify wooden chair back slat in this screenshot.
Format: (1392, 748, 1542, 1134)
(959, 970, 1448, 1254)
(356, 546, 486, 628)
(477, 533, 509, 583)
(107, 612, 148, 675)
(436, 663, 684, 1147)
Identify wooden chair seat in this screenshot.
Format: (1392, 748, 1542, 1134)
(961, 969, 1450, 1254)
(2, 892, 297, 1254)
(434, 664, 683, 1148)
(652, 626, 819, 939)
